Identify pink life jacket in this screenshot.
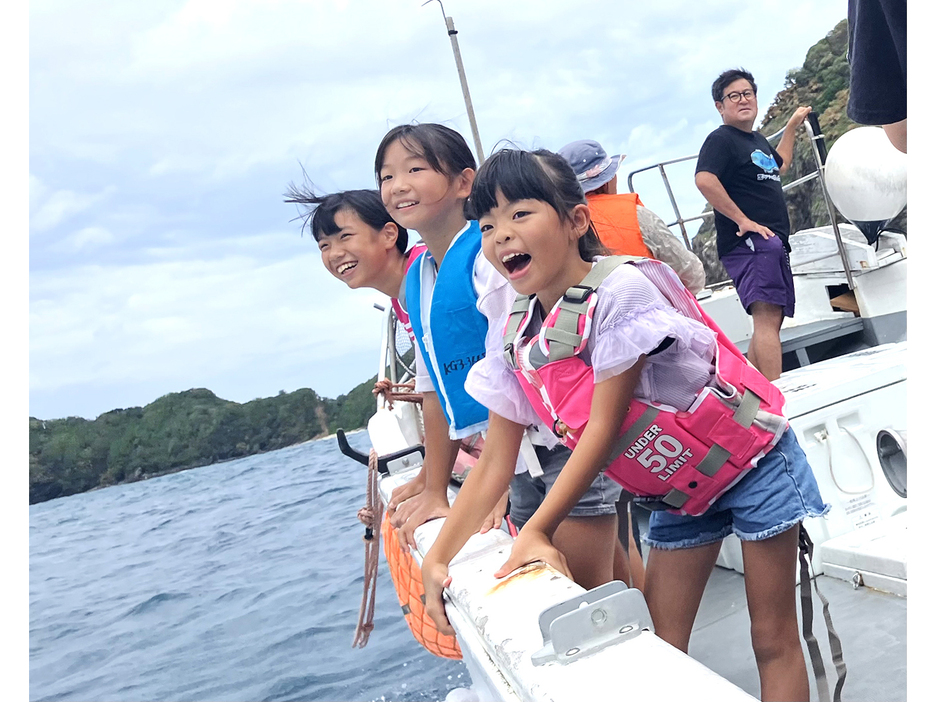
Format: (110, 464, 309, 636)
(502, 256, 788, 516)
(390, 242, 429, 344)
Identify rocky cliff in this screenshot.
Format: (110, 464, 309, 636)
(691, 19, 907, 285)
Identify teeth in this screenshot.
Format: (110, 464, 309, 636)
(397, 201, 417, 209)
(337, 262, 357, 274)
(502, 252, 525, 263)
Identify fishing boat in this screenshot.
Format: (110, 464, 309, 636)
(336, 113, 907, 701)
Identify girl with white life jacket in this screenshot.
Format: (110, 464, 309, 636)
(376, 125, 640, 593)
(421, 148, 829, 702)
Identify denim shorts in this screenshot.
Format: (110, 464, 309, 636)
(509, 444, 622, 530)
(645, 429, 829, 550)
(721, 234, 796, 318)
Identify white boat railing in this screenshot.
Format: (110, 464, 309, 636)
(625, 117, 857, 288)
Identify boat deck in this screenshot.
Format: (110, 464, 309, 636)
(631, 510, 908, 702)
(691, 565, 906, 701)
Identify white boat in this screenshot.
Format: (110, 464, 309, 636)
(339, 120, 907, 702)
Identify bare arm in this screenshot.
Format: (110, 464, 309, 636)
(390, 390, 461, 549)
(695, 171, 775, 240)
(775, 106, 812, 175)
(883, 119, 907, 153)
(422, 412, 526, 634)
(492, 360, 645, 579)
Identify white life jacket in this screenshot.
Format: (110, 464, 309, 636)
(502, 256, 788, 516)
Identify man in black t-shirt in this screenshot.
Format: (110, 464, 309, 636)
(695, 68, 811, 381)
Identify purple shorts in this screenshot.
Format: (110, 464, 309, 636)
(720, 234, 795, 318)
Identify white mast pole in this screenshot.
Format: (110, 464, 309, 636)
(424, 1, 485, 164)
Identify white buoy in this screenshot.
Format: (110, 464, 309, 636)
(824, 126, 907, 244)
(444, 687, 481, 702)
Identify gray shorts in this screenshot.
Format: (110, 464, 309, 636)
(509, 444, 623, 530)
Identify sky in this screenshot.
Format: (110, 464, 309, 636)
(25, 0, 864, 421)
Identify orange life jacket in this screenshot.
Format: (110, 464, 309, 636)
(586, 193, 654, 259)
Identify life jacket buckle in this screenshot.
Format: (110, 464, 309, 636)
(563, 284, 594, 303)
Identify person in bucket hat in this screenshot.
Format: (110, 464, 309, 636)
(559, 140, 705, 294)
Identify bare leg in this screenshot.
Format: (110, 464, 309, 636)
(626, 503, 646, 590)
(553, 514, 618, 590)
(612, 534, 632, 587)
(643, 541, 722, 652)
(613, 499, 646, 589)
(741, 526, 809, 702)
(882, 119, 907, 153)
(748, 301, 784, 381)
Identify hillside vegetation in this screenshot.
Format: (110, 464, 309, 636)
(29, 381, 377, 504)
(690, 19, 907, 284)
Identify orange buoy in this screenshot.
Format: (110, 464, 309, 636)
(381, 515, 462, 659)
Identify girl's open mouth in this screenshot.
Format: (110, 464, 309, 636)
(502, 252, 531, 275)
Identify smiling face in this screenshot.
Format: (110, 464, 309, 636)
(479, 191, 592, 309)
(318, 208, 398, 290)
(378, 138, 473, 243)
(716, 78, 758, 132)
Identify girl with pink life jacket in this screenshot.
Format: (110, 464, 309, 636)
(376, 124, 642, 592)
(283, 186, 426, 341)
(421, 148, 829, 702)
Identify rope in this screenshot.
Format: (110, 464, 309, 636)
(352, 448, 383, 648)
(372, 379, 423, 410)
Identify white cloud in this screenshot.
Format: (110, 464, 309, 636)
(29, 178, 117, 233)
(59, 226, 117, 251)
(28, 0, 852, 418)
(29, 244, 385, 401)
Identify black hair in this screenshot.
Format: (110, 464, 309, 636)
(374, 123, 477, 183)
(283, 184, 408, 254)
(711, 68, 757, 103)
(467, 148, 609, 262)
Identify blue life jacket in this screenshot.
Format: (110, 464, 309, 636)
(406, 221, 491, 439)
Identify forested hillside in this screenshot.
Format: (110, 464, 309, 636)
(690, 19, 907, 284)
(29, 380, 377, 504)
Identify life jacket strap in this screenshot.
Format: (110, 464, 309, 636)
(602, 407, 661, 470)
(503, 294, 536, 369)
(798, 525, 848, 702)
(733, 388, 761, 429)
(694, 390, 764, 477)
(632, 489, 691, 511)
(546, 256, 645, 362)
(695, 444, 733, 477)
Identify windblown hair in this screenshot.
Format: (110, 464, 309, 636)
(283, 185, 408, 254)
(374, 123, 477, 182)
(467, 148, 609, 262)
(711, 67, 757, 103)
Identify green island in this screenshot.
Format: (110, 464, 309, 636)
(30, 20, 904, 506)
(29, 381, 378, 505)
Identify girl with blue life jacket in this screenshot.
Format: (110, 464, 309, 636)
(421, 148, 829, 702)
(377, 125, 639, 593)
(375, 123, 508, 547)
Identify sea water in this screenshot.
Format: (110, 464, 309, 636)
(29, 432, 470, 702)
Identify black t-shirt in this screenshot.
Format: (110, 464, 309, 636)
(696, 125, 790, 257)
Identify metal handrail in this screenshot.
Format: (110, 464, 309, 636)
(624, 121, 851, 286)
